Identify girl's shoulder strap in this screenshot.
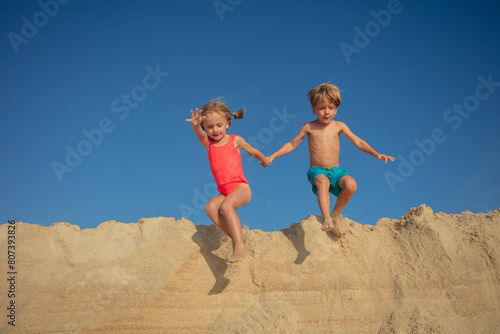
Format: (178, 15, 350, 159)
(229, 134, 239, 145)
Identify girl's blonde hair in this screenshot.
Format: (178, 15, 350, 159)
(307, 83, 342, 108)
(199, 101, 245, 130)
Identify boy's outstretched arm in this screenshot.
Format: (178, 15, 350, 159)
(268, 124, 308, 164)
(235, 136, 270, 168)
(185, 108, 209, 148)
(340, 122, 395, 163)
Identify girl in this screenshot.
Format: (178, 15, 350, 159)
(186, 101, 269, 264)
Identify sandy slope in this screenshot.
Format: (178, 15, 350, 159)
(1, 205, 499, 333)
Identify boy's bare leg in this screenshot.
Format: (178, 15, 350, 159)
(314, 175, 335, 231)
(218, 184, 252, 264)
(331, 176, 357, 231)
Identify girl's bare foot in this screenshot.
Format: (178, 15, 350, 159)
(226, 248, 248, 265)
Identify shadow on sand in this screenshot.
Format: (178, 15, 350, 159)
(192, 225, 230, 295)
(281, 222, 311, 265)
(282, 217, 343, 263)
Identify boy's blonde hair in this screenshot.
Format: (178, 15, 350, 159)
(199, 101, 245, 130)
(307, 83, 342, 108)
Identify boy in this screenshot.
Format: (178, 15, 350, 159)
(268, 83, 395, 235)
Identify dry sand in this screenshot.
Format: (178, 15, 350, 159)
(1, 205, 499, 333)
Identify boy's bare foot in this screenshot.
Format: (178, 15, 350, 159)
(321, 218, 334, 232)
(330, 212, 343, 237)
(227, 248, 248, 265)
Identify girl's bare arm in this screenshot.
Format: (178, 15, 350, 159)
(185, 108, 209, 148)
(235, 136, 270, 168)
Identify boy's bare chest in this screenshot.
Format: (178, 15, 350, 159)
(308, 127, 340, 144)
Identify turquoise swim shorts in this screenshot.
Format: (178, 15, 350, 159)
(306, 167, 350, 197)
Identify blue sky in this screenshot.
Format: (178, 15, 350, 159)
(2, 0, 500, 232)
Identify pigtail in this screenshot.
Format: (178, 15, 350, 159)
(232, 107, 246, 120)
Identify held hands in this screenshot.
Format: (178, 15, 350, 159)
(260, 156, 274, 168)
(260, 156, 273, 168)
(185, 108, 205, 127)
(376, 153, 396, 164)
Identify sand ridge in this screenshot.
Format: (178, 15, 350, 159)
(1, 205, 499, 333)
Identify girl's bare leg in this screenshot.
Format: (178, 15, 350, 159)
(205, 184, 252, 264)
(219, 183, 252, 264)
(205, 194, 231, 237)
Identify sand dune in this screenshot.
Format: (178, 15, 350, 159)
(1, 205, 499, 333)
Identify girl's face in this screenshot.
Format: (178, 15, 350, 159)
(203, 111, 229, 141)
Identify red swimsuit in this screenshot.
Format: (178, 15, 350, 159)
(208, 135, 249, 196)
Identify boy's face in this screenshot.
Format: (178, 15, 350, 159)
(312, 99, 337, 125)
(203, 112, 229, 141)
